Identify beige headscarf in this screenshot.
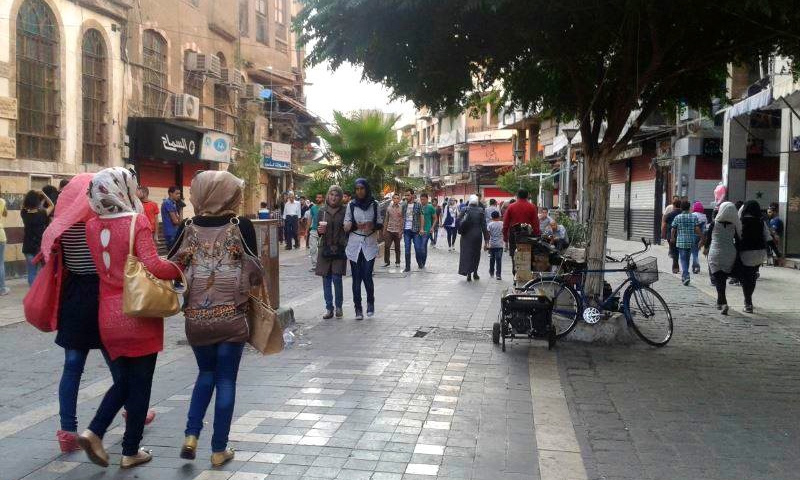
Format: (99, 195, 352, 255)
(190, 170, 244, 216)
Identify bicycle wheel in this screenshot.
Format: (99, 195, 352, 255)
(623, 286, 673, 347)
(525, 279, 581, 338)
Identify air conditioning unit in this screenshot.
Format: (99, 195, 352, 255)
(220, 68, 244, 90)
(174, 93, 200, 121)
(242, 83, 264, 100)
(185, 52, 222, 79)
(679, 107, 699, 122)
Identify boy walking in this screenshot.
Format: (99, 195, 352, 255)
(486, 210, 504, 280)
(671, 200, 703, 286)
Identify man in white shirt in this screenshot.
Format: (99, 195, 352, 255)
(282, 191, 301, 250)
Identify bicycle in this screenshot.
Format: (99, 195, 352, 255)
(519, 237, 673, 347)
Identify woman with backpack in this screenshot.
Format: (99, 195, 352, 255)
(168, 170, 263, 468)
(738, 200, 771, 314)
(704, 201, 741, 315)
(343, 178, 383, 319)
(316, 185, 348, 319)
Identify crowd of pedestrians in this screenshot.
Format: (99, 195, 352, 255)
(662, 193, 782, 315)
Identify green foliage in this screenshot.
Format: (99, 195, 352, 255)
(495, 161, 553, 197)
(227, 143, 261, 211)
(556, 212, 588, 248)
(313, 110, 408, 193)
(298, 0, 800, 160)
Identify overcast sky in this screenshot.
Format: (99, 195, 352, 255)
(305, 60, 416, 128)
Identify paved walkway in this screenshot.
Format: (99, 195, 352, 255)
(563, 238, 800, 480)
(2, 236, 799, 480)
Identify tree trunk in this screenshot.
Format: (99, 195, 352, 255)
(583, 153, 611, 302)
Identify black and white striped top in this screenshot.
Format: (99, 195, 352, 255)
(61, 223, 97, 275)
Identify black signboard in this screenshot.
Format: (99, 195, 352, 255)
(128, 118, 203, 163)
(702, 138, 722, 157)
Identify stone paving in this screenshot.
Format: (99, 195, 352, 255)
(2, 235, 800, 480)
(562, 238, 800, 480)
(1, 244, 541, 480)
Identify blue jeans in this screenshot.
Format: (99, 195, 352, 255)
(350, 253, 375, 310)
(89, 353, 158, 456)
(403, 230, 418, 269)
(186, 342, 245, 452)
(59, 349, 91, 432)
(323, 274, 343, 311)
(25, 253, 40, 286)
(488, 248, 503, 277)
(678, 248, 691, 281)
(0, 242, 6, 291)
(691, 239, 701, 269)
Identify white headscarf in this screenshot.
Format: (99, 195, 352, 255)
(715, 201, 740, 225)
(87, 167, 143, 217)
(468, 194, 479, 206)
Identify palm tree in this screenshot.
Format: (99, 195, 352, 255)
(310, 110, 409, 193)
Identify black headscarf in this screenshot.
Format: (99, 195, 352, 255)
(353, 178, 375, 210)
(739, 200, 766, 251)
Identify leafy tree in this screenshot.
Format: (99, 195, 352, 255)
(299, 0, 800, 297)
(496, 160, 553, 198)
(228, 143, 261, 215)
(313, 110, 409, 193)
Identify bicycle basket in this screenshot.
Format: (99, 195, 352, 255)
(633, 256, 658, 285)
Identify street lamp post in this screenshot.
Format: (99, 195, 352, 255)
(561, 128, 578, 212)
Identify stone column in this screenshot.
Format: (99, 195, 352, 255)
(722, 114, 749, 203)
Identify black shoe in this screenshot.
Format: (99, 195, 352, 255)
(716, 303, 722, 310)
(744, 304, 754, 314)
(355, 308, 364, 320)
(403, 267, 410, 273)
(467, 273, 472, 282)
(473, 273, 480, 280)
(335, 308, 343, 318)
(323, 310, 334, 319)
(692, 266, 701, 274)
(383, 263, 390, 267)
(721, 305, 729, 315)
(489, 271, 494, 278)
(366, 304, 374, 317)
(496, 275, 502, 280)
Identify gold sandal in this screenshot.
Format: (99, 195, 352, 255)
(77, 430, 109, 468)
(210, 448, 235, 467)
(120, 448, 152, 469)
(180, 435, 198, 460)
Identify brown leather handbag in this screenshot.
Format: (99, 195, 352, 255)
(247, 283, 284, 355)
(123, 214, 185, 318)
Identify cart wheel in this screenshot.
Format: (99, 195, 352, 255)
(492, 322, 501, 345)
(501, 319, 507, 352)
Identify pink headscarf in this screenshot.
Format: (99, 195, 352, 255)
(692, 201, 704, 214)
(40, 173, 96, 262)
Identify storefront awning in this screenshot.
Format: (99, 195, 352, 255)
(724, 87, 773, 122)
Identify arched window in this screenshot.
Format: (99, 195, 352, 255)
(142, 30, 168, 116)
(82, 29, 107, 164)
(16, 0, 60, 161)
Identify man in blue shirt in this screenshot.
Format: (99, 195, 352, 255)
(671, 200, 703, 286)
(767, 204, 784, 261)
(161, 185, 182, 250)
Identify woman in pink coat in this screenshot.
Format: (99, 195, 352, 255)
(77, 168, 182, 469)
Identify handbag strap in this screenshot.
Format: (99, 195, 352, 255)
(128, 214, 137, 256)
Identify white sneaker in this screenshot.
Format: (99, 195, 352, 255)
(0, 287, 9, 296)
